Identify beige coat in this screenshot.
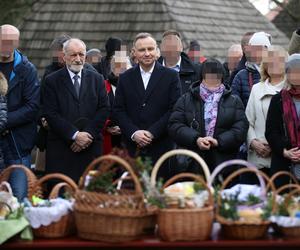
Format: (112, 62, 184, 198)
(246, 79, 285, 169)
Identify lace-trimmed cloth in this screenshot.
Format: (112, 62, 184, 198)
(24, 198, 73, 229)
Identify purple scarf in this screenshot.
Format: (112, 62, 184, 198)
(200, 83, 225, 137)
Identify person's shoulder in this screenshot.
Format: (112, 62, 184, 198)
(83, 67, 103, 79)
(44, 67, 66, 84)
(155, 62, 177, 76)
(235, 68, 248, 77)
(17, 52, 37, 73)
(251, 81, 264, 92)
(119, 65, 137, 80)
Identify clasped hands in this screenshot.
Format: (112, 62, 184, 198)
(133, 130, 153, 148)
(196, 136, 218, 150)
(283, 147, 300, 163)
(71, 131, 93, 152)
(250, 139, 271, 158)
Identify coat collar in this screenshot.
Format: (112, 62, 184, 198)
(133, 61, 165, 102)
(60, 67, 90, 101)
(256, 79, 285, 100)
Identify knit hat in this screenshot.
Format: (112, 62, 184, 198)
(189, 40, 200, 51)
(105, 37, 122, 58)
(285, 53, 300, 73)
(248, 31, 271, 48)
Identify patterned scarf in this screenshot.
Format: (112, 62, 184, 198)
(200, 83, 225, 137)
(281, 88, 300, 147)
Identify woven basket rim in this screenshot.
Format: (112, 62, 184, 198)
(159, 205, 214, 213)
(216, 214, 271, 226)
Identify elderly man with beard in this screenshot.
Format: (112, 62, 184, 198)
(43, 38, 109, 182)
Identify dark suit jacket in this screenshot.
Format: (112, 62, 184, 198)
(43, 67, 109, 182)
(113, 62, 181, 174)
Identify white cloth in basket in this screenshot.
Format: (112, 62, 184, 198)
(270, 216, 300, 227)
(221, 184, 262, 201)
(24, 198, 73, 228)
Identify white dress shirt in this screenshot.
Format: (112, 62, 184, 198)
(67, 67, 82, 87)
(140, 63, 155, 89)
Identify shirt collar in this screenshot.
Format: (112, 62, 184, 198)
(67, 67, 82, 80)
(139, 62, 155, 75)
(162, 56, 181, 69)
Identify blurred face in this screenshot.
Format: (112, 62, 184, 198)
(134, 36, 157, 70)
(287, 68, 300, 86)
(52, 49, 65, 65)
(188, 50, 201, 63)
(160, 35, 182, 62)
(248, 45, 267, 64)
(0, 27, 19, 59)
(63, 41, 86, 73)
(227, 49, 243, 72)
(266, 50, 286, 77)
(203, 73, 222, 88)
(112, 60, 128, 77)
(86, 53, 101, 65)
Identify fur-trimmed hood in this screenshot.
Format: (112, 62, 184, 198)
(0, 72, 8, 96)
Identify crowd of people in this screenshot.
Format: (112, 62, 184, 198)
(1, 23, 300, 200)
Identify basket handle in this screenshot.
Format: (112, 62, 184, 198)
(216, 168, 276, 216)
(79, 154, 143, 194)
(208, 159, 259, 188)
(32, 173, 78, 199)
(282, 186, 300, 209)
(275, 183, 300, 195)
(267, 171, 299, 191)
(49, 182, 75, 199)
(0, 165, 39, 198)
(162, 172, 213, 206)
(150, 149, 210, 186)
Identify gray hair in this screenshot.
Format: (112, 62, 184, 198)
(63, 38, 86, 54)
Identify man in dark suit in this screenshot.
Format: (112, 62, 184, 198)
(114, 33, 181, 179)
(43, 38, 109, 182)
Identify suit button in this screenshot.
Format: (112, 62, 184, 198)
(142, 103, 146, 107)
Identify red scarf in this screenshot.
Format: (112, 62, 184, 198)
(281, 89, 300, 147)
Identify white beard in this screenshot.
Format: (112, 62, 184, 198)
(69, 64, 83, 73)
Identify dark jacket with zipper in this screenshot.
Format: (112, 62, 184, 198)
(231, 65, 260, 108)
(1, 50, 40, 159)
(158, 52, 201, 95)
(168, 82, 248, 171)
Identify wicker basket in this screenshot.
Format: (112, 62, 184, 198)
(216, 167, 276, 240)
(30, 173, 78, 238)
(150, 149, 213, 241)
(0, 165, 41, 198)
(272, 181, 300, 238)
(74, 154, 153, 242)
(208, 159, 261, 188)
(267, 171, 299, 190)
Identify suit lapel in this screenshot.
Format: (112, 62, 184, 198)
(79, 69, 89, 101)
(132, 65, 146, 99)
(61, 67, 78, 101)
(143, 62, 164, 102)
